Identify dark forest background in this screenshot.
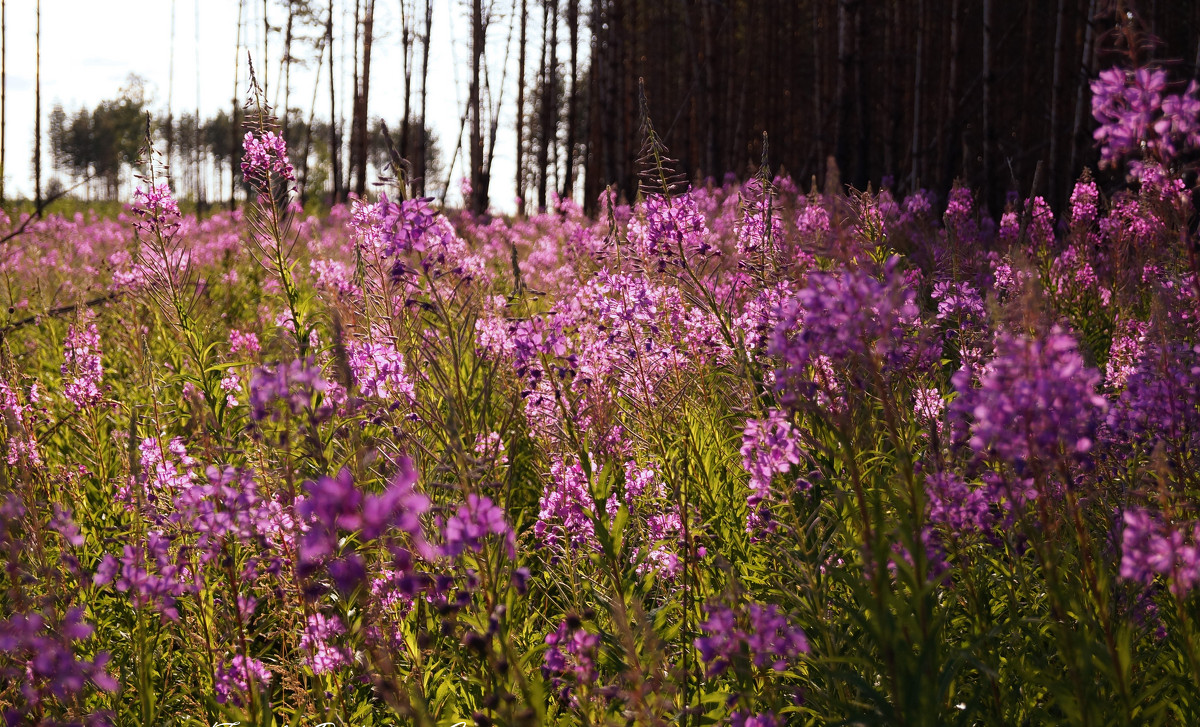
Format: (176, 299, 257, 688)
(585, 0, 1200, 213)
(12, 0, 1200, 216)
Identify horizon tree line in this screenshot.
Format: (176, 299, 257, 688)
(9, 0, 1200, 216)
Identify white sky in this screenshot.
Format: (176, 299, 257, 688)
(1, 0, 541, 212)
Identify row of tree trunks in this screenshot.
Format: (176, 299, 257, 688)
(580, 0, 1200, 215)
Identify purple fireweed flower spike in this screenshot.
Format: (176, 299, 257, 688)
(241, 130, 295, 186)
(442, 494, 517, 559)
(949, 327, 1107, 471)
(214, 654, 271, 706)
(249, 358, 330, 422)
(299, 613, 350, 674)
(62, 321, 104, 409)
(741, 409, 804, 534)
(542, 619, 600, 702)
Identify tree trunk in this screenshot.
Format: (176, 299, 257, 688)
(702, 0, 717, 180)
(853, 1, 869, 187)
(262, 0, 269, 99)
(811, 1, 821, 184)
(232, 0, 245, 210)
(834, 0, 850, 178)
(561, 0, 578, 199)
(195, 0, 205, 211)
(348, 0, 361, 200)
(982, 0, 993, 209)
(941, 0, 960, 189)
(168, 0, 176, 185)
(34, 0, 41, 214)
(3, 0, 8, 204)
(399, 0, 412, 167)
(469, 0, 486, 213)
(881, 0, 895, 177)
(1048, 0, 1067, 203)
(354, 0, 374, 197)
(419, 0, 431, 196)
(1069, 0, 1098, 179)
(300, 22, 326, 205)
(282, 0, 295, 136)
(537, 0, 557, 211)
(516, 0, 527, 215)
(328, 0, 342, 203)
(910, 0, 924, 190)
(536, 1, 548, 208)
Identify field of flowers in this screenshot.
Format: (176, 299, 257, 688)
(3, 76, 1200, 726)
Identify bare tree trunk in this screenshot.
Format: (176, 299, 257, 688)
(811, 1, 821, 183)
(853, 1, 868, 187)
(348, 0, 361, 200)
(881, 0, 895, 177)
(910, 0, 924, 190)
(328, 0, 342, 203)
(941, 0, 960, 188)
(1048, 0, 1067, 203)
(549, 0, 560, 201)
(834, 0, 850, 176)
(354, 0, 374, 196)
(702, 0, 717, 179)
(168, 0, 177, 184)
(982, 0, 993, 208)
(561, 0, 578, 199)
(262, 0, 269, 99)
(399, 0, 413, 165)
(1018, 0, 1035, 157)
(582, 0, 602, 208)
(1069, 0, 1097, 184)
(468, 0, 486, 213)
(537, 0, 557, 211)
(3, 0, 8, 204)
(300, 23, 326, 204)
(419, 0, 431, 196)
(614, 0, 628, 196)
(232, 0, 245, 210)
(536, 1, 549, 209)
(483, 9, 514, 206)
(282, 0, 295, 137)
(34, 0, 41, 214)
(195, 0, 205, 211)
(516, 0, 527, 215)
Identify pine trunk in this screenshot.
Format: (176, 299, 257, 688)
(262, 0, 269, 99)
(542, 0, 559, 209)
(4, 0, 9, 204)
(329, 0, 342, 203)
(516, 0, 527, 215)
(1048, 0, 1067, 203)
(282, 1, 294, 137)
(400, 0, 412, 167)
(469, 0, 485, 213)
(355, 0, 374, 197)
(418, 0, 431, 196)
(982, 0, 993, 209)
(232, 0, 245, 210)
(561, 0, 578, 199)
(34, 0, 41, 214)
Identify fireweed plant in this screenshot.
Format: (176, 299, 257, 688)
(2, 63, 1200, 727)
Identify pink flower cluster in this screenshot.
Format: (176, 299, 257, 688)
(131, 182, 182, 235)
(1091, 67, 1200, 171)
(241, 130, 296, 185)
(61, 321, 103, 409)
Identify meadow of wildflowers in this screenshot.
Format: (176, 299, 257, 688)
(3, 68, 1200, 727)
